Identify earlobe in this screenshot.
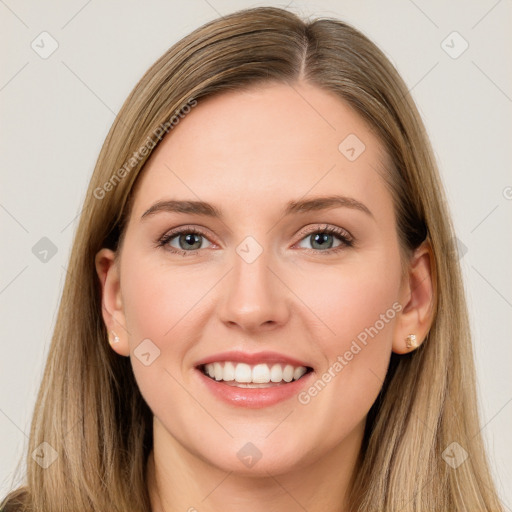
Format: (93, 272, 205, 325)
(392, 240, 436, 355)
(95, 248, 130, 357)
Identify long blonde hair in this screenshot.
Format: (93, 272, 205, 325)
(1, 6, 503, 511)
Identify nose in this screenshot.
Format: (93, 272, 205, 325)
(218, 245, 290, 333)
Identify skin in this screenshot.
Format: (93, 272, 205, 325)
(96, 81, 434, 512)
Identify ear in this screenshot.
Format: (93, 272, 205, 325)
(392, 240, 436, 354)
(95, 248, 130, 357)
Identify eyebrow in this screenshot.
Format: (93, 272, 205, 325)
(140, 194, 374, 221)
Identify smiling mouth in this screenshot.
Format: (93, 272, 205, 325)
(198, 361, 313, 388)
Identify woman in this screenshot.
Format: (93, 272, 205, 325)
(1, 6, 504, 511)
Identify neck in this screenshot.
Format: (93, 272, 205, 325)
(146, 417, 365, 512)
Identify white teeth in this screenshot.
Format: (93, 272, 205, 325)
(223, 361, 235, 381)
(270, 364, 283, 383)
(293, 366, 307, 380)
(202, 361, 309, 384)
(282, 364, 294, 383)
(252, 364, 270, 383)
(234, 363, 252, 383)
(214, 362, 223, 381)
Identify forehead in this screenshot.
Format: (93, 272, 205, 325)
(129, 81, 392, 221)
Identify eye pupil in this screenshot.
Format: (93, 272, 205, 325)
(311, 233, 333, 250)
(180, 233, 201, 250)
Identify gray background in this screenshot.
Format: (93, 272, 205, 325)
(1, 0, 511, 506)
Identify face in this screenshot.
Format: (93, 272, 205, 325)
(100, 81, 413, 476)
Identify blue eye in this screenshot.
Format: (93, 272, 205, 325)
(295, 225, 354, 254)
(298, 231, 342, 251)
(170, 232, 211, 251)
(156, 224, 354, 257)
(157, 227, 212, 255)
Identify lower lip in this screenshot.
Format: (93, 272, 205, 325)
(195, 368, 314, 408)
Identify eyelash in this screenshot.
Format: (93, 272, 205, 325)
(156, 224, 355, 257)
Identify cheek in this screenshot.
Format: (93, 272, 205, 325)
(295, 253, 402, 353)
(120, 254, 208, 343)
(119, 254, 207, 432)
(325, 269, 399, 350)
(292, 250, 402, 414)
(118, 253, 204, 412)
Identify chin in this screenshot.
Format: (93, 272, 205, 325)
(191, 434, 311, 477)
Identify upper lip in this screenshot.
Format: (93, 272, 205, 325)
(194, 350, 312, 369)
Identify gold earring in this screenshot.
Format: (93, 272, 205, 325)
(405, 334, 417, 349)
